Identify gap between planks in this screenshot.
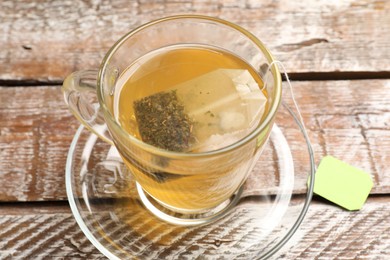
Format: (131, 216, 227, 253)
(1, 71, 390, 87)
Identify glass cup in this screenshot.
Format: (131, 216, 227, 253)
(62, 15, 282, 225)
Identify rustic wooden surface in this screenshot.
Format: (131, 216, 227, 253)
(0, 198, 389, 259)
(1, 0, 390, 259)
(0, 0, 390, 82)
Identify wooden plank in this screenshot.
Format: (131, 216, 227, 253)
(0, 0, 389, 82)
(0, 206, 103, 259)
(0, 197, 389, 259)
(1, 79, 390, 202)
(292, 80, 390, 192)
(274, 196, 390, 259)
(0, 86, 79, 202)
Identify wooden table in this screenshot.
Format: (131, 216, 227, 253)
(1, 0, 389, 259)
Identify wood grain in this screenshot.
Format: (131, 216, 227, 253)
(1, 79, 390, 202)
(0, 0, 389, 82)
(0, 206, 103, 259)
(0, 197, 388, 259)
(274, 196, 390, 260)
(0, 86, 79, 202)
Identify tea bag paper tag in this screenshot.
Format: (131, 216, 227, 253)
(313, 156, 373, 211)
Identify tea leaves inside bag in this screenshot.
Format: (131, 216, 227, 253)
(133, 90, 193, 152)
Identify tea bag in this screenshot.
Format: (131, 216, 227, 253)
(133, 69, 267, 152)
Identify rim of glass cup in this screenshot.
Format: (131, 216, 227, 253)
(96, 15, 282, 158)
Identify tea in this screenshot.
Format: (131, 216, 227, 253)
(113, 45, 269, 211)
(114, 45, 267, 152)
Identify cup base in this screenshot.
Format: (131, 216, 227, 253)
(136, 181, 244, 226)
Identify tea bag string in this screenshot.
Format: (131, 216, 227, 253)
(268, 60, 311, 143)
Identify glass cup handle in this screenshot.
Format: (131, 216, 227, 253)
(62, 70, 114, 145)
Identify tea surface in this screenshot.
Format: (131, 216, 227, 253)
(115, 45, 268, 152)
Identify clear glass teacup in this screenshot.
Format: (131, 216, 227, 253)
(62, 15, 281, 225)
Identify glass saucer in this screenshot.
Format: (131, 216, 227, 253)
(66, 102, 315, 259)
